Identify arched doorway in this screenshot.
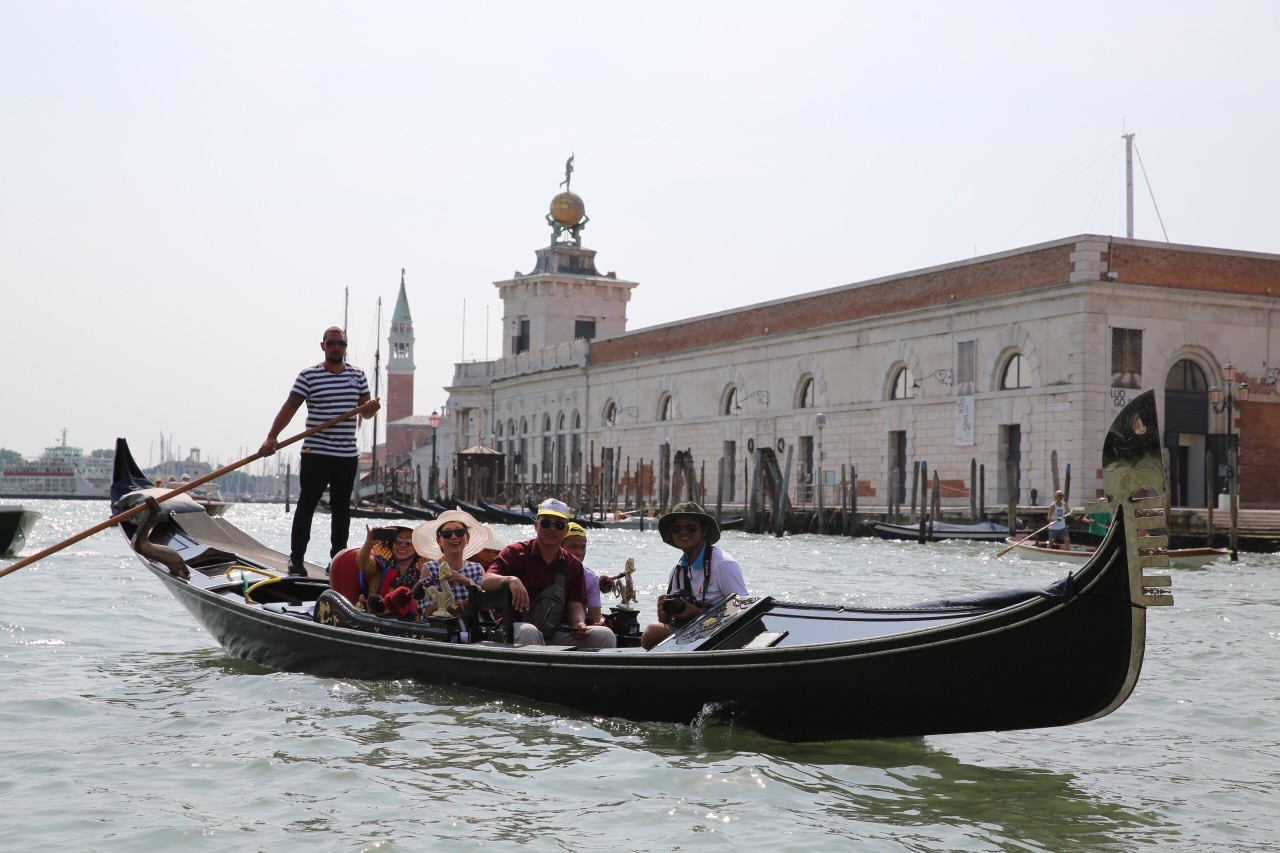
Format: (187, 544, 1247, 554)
(1163, 359, 1210, 507)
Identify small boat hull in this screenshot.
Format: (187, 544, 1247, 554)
(1004, 538, 1226, 569)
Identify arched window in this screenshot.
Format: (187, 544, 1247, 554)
(1167, 359, 1208, 391)
(557, 413, 566, 431)
(521, 417, 528, 435)
(658, 393, 673, 421)
(723, 385, 739, 416)
(573, 412, 581, 430)
(890, 367, 916, 400)
(604, 401, 617, 427)
(496, 423, 504, 438)
(1000, 354, 1029, 390)
(543, 414, 551, 432)
(798, 377, 815, 409)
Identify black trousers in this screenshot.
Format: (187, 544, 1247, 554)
(291, 452, 359, 566)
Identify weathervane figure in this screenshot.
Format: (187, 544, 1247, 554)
(560, 153, 574, 191)
(546, 153, 588, 247)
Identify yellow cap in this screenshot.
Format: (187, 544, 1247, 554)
(564, 521, 587, 540)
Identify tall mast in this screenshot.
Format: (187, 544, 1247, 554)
(1123, 132, 1135, 239)
(371, 296, 382, 505)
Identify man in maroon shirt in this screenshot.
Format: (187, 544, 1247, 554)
(482, 498, 616, 649)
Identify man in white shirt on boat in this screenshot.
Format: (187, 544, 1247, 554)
(641, 502, 748, 650)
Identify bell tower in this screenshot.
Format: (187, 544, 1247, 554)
(494, 156, 638, 356)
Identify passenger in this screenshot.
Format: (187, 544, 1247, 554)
(414, 510, 487, 616)
(481, 498, 616, 649)
(470, 523, 508, 570)
(641, 502, 748, 650)
(356, 524, 426, 618)
(1046, 490, 1072, 549)
(562, 522, 604, 626)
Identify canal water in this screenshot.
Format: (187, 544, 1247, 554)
(2, 500, 1276, 850)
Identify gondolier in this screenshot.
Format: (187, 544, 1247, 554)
(259, 325, 378, 575)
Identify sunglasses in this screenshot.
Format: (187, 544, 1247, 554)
(438, 527, 468, 540)
(668, 522, 701, 535)
(323, 339, 348, 347)
(393, 538, 414, 546)
(538, 518, 567, 530)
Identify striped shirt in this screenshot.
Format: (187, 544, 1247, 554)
(291, 363, 370, 457)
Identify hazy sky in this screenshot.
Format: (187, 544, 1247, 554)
(3, 1, 1277, 468)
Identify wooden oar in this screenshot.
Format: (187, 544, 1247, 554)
(992, 512, 1068, 559)
(0, 399, 379, 580)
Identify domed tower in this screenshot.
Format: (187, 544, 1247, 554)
(495, 155, 638, 357)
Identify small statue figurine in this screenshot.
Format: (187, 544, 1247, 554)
(601, 558, 638, 610)
(420, 563, 457, 616)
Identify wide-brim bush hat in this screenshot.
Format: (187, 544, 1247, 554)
(658, 501, 721, 546)
(412, 509, 486, 561)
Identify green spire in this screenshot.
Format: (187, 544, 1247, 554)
(392, 268, 412, 323)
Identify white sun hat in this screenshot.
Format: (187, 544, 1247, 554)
(411, 509, 486, 561)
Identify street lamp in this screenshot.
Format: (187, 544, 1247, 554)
(815, 413, 826, 534)
(428, 409, 441, 501)
(1208, 362, 1249, 561)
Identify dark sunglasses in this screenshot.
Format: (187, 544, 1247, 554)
(393, 538, 414, 546)
(538, 518, 567, 530)
(323, 339, 348, 347)
(668, 522, 701, 535)
(437, 527, 468, 540)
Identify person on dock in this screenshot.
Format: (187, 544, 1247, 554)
(259, 325, 377, 576)
(641, 502, 748, 650)
(355, 524, 426, 617)
(1047, 490, 1072, 548)
(481, 498, 615, 648)
(562, 522, 604, 626)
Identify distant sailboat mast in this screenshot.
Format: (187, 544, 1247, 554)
(1123, 132, 1135, 238)
(370, 296, 382, 507)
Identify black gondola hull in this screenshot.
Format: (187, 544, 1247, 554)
(111, 392, 1171, 741)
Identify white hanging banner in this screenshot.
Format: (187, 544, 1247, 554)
(955, 394, 974, 446)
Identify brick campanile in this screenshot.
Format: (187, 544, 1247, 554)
(385, 269, 415, 463)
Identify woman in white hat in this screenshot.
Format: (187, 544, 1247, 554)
(414, 509, 487, 616)
(470, 523, 508, 570)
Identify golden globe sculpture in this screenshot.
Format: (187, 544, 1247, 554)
(549, 191, 585, 227)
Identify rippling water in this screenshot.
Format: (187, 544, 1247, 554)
(2, 500, 1277, 850)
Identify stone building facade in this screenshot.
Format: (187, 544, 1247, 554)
(445, 214, 1280, 511)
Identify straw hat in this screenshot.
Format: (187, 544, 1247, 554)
(412, 509, 486, 561)
(473, 523, 509, 553)
(658, 501, 721, 546)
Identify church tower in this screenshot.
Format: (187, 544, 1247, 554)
(494, 156, 638, 357)
(384, 269, 419, 467)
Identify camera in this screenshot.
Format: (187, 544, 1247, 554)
(662, 593, 694, 617)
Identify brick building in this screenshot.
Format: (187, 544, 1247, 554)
(444, 191, 1280, 510)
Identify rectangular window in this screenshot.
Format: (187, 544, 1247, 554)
(513, 319, 530, 355)
(1111, 328, 1143, 389)
(957, 340, 976, 396)
(574, 319, 596, 340)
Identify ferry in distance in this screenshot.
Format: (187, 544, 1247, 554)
(0, 430, 114, 499)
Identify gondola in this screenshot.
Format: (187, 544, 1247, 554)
(109, 392, 1173, 742)
(1, 505, 40, 557)
(387, 498, 437, 521)
(867, 518, 1025, 542)
(479, 499, 536, 525)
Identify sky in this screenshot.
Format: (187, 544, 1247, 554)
(3, 1, 1278, 469)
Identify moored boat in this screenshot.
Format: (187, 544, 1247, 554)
(868, 518, 1024, 542)
(1003, 537, 1226, 569)
(0, 505, 41, 557)
(108, 391, 1173, 741)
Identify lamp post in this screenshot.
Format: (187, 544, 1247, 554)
(815, 413, 826, 534)
(428, 409, 441, 501)
(1208, 363, 1249, 562)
